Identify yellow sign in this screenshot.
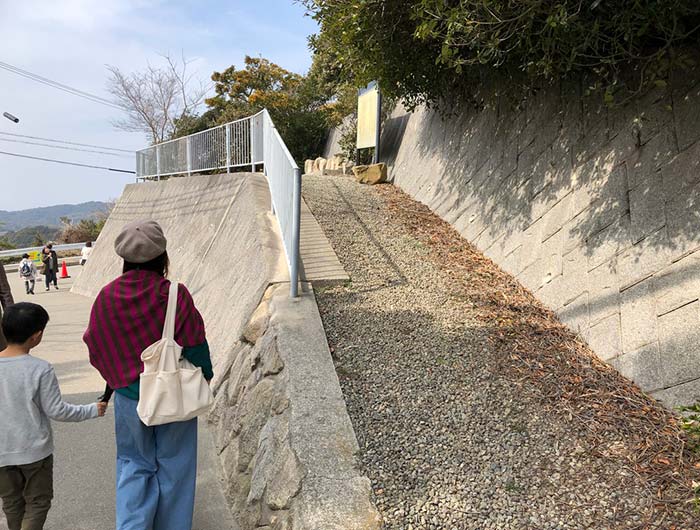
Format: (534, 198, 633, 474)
(28, 250, 42, 265)
(357, 83, 379, 150)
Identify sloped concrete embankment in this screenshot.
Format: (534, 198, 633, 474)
(72, 174, 380, 529)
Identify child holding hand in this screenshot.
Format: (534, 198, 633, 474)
(0, 302, 106, 530)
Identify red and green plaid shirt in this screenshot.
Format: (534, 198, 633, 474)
(83, 270, 206, 389)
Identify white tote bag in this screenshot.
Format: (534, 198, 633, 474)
(137, 281, 213, 426)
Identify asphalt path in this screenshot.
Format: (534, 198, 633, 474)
(1, 266, 237, 530)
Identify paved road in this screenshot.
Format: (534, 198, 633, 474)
(1, 266, 237, 530)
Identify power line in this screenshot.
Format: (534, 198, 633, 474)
(0, 60, 121, 109)
(0, 131, 134, 153)
(0, 138, 132, 158)
(0, 61, 124, 110)
(0, 149, 135, 174)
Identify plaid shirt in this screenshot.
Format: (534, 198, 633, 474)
(83, 270, 206, 389)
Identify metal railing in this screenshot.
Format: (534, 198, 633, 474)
(0, 242, 87, 258)
(135, 109, 301, 297)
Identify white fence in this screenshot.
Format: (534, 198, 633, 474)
(135, 110, 301, 297)
(0, 242, 87, 259)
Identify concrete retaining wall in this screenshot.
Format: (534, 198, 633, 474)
(73, 174, 380, 528)
(325, 71, 700, 406)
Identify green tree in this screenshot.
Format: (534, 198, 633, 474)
(0, 237, 13, 251)
(303, 0, 700, 107)
(174, 56, 333, 164)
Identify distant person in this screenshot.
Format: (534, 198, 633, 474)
(0, 302, 107, 530)
(0, 266, 13, 350)
(80, 241, 93, 266)
(19, 253, 37, 295)
(83, 220, 212, 530)
(41, 245, 58, 291)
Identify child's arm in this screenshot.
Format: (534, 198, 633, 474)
(38, 366, 101, 421)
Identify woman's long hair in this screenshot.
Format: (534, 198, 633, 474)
(122, 251, 169, 278)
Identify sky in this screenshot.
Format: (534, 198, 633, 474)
(0, 0, 318, 211)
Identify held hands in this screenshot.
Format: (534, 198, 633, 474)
(96, 402, 108, 417)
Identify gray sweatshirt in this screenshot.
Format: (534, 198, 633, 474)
(0, 354, 98, 467)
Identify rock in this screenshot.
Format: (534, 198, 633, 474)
(227, 343, 254, 406)
(247, 418, 278, 504)
(266, 443, 303, 510)
(243, 298, 271, 345)
(237, 377, 276, 471)
(210, 343, 242, 394)
(342, 161, 354, 175)
(270, 511, 292, 530)
(259, 334, 284, 376)
(207, 378, 229, 425)
(324, 155, 345, 174)
(304, 159, 314, 175)
(352, 163, 388, 185)
(312, 157, 326, 174)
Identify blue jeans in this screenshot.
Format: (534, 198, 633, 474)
(114, 393, 197, 530)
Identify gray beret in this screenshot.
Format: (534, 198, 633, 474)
(114, 219, 167, 263)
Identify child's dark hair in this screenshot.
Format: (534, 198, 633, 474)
(1, 303, 50, 344)
(22, 253, 29, 259)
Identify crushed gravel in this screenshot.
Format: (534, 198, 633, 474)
(302, 173, 700, 530)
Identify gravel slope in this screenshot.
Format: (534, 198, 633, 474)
(302, 174, 700, 530)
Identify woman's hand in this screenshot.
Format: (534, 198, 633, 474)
(97, 402, 108, 417)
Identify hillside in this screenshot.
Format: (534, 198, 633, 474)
(0, 201, 108, 231)
(1, 225, 61, 248)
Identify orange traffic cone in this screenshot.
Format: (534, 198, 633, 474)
(60, 260, 70, 279)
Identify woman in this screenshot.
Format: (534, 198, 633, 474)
(83, 220, 213, 530)
(41, 245, 58, 291)
(80, 241, 93, 266)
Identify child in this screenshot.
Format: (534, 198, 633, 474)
(0, 303, 107, 530)
(18, 254, 37, 295)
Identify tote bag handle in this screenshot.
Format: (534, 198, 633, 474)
(162, 281, 178, 340)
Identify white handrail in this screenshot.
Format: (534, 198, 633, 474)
(0, 242, 87, 258)
(134, 109, 300, 297)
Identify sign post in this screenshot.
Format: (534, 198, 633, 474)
(356, 81, 381, 164)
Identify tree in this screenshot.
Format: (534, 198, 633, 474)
(0, 236, 13, 251)
(107, 53, 208, 144)
(57, 202, 113, 244)
(174, 56, 333, 164)
(302, 1, 700, 107)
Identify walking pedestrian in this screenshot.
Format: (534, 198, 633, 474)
(0, 265, 13, 350)
(0, 303, 107, 530)
(18, 254, 37, 295)
(41, 245, 58, 291)
(79, 242, 92, 266)
(83, 220, 213, 530)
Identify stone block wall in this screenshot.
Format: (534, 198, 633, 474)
(208, 283, 381, 530)
(325, 68, 700, 406)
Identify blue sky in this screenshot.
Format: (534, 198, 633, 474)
(0, 0, 318, 211)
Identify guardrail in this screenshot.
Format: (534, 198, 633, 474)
(0, 242, 86, 259)
(135, 109, 301, 297)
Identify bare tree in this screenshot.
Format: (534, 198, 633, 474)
(106, 53, 207, 144)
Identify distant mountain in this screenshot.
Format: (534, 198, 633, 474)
(0, 201, 108, 231)
(2, 225, 61, 248)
